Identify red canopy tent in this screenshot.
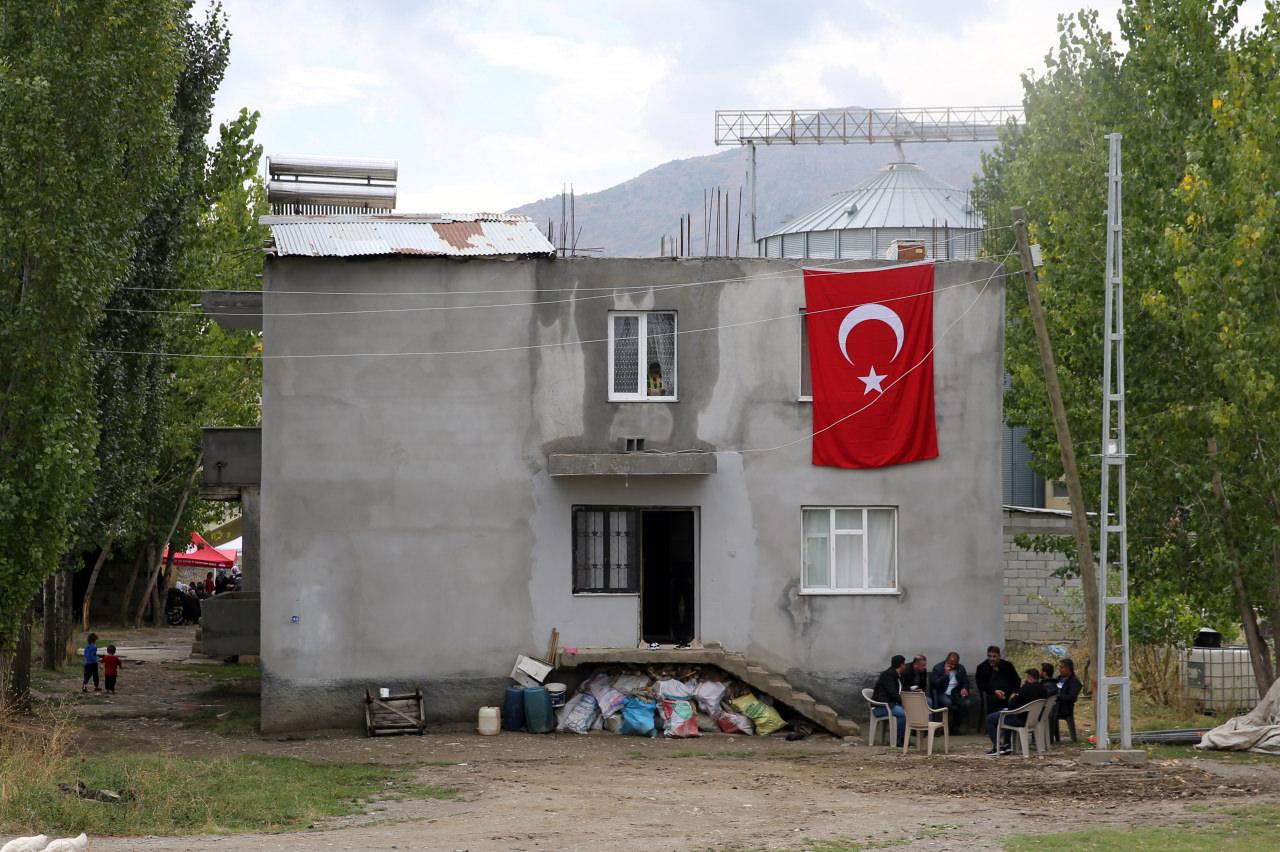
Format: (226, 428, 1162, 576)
(164, 532, 236, 570)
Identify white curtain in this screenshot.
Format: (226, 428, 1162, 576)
(802, 510, 830, 588)
(867, 509, 896, 588)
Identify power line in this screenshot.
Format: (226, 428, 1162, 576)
(109, 224, 1016, 301)
(108, 233, 1017, 320)
(90, 251, 1014, 361)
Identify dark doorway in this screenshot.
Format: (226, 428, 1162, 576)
(641, 510, 696, 644)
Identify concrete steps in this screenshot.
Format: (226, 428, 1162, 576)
(556, 645, 861, 738)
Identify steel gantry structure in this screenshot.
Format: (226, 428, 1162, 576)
(713, 106, 1024, 246)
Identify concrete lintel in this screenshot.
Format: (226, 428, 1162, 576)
(547, 452, 716, 477)
(202, 427, 262, 489)
(202, 290, 263, 331)
(1078, 749, 1149, 766)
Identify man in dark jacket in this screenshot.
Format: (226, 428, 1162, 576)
(930, 651, 972, 734)
(902, 654, 930, 694)
(984, 668, 1050, 753)
(975, 645, 1020, 712)
(871, 654, 907, 746)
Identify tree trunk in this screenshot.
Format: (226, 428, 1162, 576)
(80, 536, 114, 632)
(135, 452, 201, 628)
(120, 547, 146, 623)
(42, 573, 57, 669)
(1, 602, 35, 712)
(1208, 438, 1275, 693)
(55, 567, 74, 666)
(148, 582, 163, 627)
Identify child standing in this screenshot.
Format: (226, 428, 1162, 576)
(82, 632, 100, 692)
(101, 644, 121, 694)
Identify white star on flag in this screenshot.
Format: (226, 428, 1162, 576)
(858, 366, 887, 395)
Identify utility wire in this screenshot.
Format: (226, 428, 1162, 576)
(91, 250, 1014, 362)
(663, 256, 1006, 456)
(110, 224, 1016, 301)
(109, 240, 1016, 320)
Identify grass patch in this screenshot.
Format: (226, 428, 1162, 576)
(170, 662, 261, 681)
(179, 707, 260, 736)
(394, 782, 457, 801)
(1, 751, 431, 837)
(0, 711, 452, 837)
(1003, 803, 1280, 851)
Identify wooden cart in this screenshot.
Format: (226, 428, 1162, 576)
(364, 688, 426, 737)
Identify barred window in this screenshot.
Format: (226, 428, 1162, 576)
(573, 507, 639, 593)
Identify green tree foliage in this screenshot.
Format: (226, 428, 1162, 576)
(0, 1, 183, 644)
(81, 2, 231, 568)
(975, 1, 1278, 689)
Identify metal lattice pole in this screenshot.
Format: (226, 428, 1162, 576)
(1097, 132, 1132, 750)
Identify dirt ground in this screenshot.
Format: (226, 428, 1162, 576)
(28, 628, 1280, 851)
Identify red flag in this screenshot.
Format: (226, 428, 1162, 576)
(804, 262, 938, 468)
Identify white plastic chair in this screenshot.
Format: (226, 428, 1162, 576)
(900, 689, 949, 755)
(995, 698, 1048, 757)
(862, 687, 897, 747)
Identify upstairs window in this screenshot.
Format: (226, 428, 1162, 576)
(609, 311, 677, 401)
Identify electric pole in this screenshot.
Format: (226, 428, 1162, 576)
(1011, 206, 1101, 703)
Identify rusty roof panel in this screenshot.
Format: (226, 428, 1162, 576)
(263, 213, 555, 258)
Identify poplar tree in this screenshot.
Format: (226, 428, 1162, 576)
(0, 1, 183, 698)
(976, 0, 1279, 692)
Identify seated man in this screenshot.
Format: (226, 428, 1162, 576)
(975, 645, 1020, 713)
(930, 651, 972, 734)
(902, 654, 931, 695)
(984, 667, 1049, 754)
(871, 654, 907, 747)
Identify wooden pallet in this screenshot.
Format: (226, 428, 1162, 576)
(364, 688, 426, 737)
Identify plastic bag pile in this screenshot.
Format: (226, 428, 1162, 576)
(556, 666, 789, 738)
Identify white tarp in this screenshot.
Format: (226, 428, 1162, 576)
(1197, 675, 1280, 755)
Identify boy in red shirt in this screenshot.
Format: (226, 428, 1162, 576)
(102, 644, 122, 695)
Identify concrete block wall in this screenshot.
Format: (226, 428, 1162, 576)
(1002, 507, 1082, 645)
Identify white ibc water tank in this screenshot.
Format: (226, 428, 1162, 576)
(1183, 647, 1259, 714)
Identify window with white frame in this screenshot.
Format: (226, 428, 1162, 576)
(801, 507, 898, 593)
(609, 311, 676, 401)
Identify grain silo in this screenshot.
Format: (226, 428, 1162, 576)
(756, 160, 981, 260)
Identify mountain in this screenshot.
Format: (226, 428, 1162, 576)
(510, 141, 992, 258)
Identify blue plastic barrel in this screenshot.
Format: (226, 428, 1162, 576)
(523, 685, 555, 734)
(502, 686, 526, 731)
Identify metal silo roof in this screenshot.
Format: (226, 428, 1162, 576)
(762, 162, 979, 237)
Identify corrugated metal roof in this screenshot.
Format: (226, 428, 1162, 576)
(762, 162, 980, 237)
(262, 213, 555, 258)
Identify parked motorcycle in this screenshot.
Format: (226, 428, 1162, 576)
(165, 586, 202, 626)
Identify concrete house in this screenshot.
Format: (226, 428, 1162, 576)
(212, 212, 1007, 732)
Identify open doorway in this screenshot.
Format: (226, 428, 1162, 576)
(641, 509, 696, 644)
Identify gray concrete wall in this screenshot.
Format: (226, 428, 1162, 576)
(1002, 507, 1082, 645)
(259, 256, 1006, 731)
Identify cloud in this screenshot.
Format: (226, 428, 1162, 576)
(204, 0, 1268, 213)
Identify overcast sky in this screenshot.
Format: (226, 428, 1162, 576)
(207, 0, 1265, 214)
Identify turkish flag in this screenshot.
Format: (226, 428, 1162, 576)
(804, 262, 938, 468)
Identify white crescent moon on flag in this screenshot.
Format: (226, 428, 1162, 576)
(838, 303, 904, 366)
